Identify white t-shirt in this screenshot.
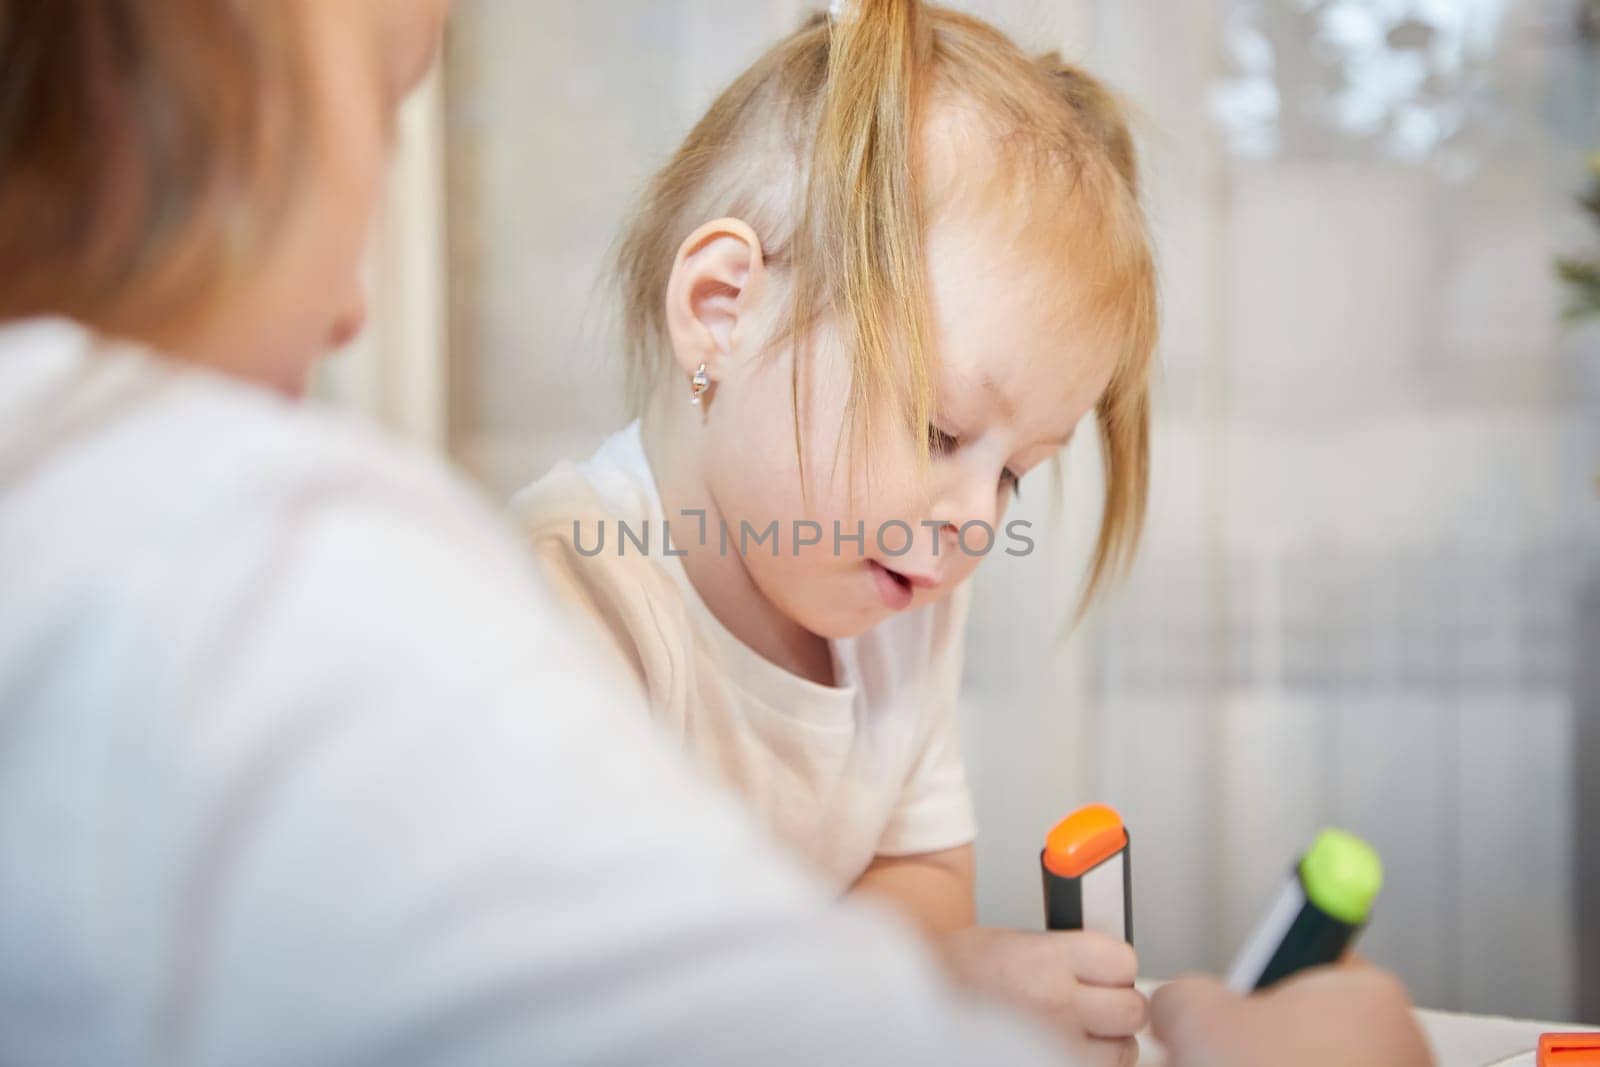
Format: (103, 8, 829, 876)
(510, 423, 978, 888)
(0, 319, 1062, 1066)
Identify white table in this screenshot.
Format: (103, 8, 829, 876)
(1133, 982, 1594, 1066)
(1413, 1008, 1590, 1067)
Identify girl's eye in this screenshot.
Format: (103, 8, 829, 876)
(927, 425, 960, 456)
(1001, 468, 1023, 499)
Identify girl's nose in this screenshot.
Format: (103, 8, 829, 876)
(930, 470, 1003, 542)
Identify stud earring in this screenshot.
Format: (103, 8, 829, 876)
(689, 363, 711, 406)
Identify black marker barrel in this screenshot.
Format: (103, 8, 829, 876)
(1225, 828, 1382, 993)
(1041, 804, 1132, 943)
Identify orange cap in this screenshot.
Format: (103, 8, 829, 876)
(1043, 804, 1128, 879)
(1539, 1033, 1600, 1067)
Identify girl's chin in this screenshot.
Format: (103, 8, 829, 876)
(279, 356, 325, 400)
(765, 568, 899, 641)
(790, 598, 893, 642)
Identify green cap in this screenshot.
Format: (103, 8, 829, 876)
(1298, 829, 1383, 926)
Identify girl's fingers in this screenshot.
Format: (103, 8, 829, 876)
(1083, 1036, 1140, 1067)
(1075, 983, 1151, 1038)
(1150, 974, 1236, 1048)
(1064, 932, 1140, 987)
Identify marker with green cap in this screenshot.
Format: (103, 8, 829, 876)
(1224, 829, 1383, 993)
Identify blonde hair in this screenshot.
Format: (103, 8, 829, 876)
(620, 0, 1156, 607)
(0, 1, 308, 342)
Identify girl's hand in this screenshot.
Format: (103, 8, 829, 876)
(942, 927, 1145, 1065)
(1150, 965, 1434, 1067)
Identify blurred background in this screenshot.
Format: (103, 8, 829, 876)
(324, 0, 1600, 1024)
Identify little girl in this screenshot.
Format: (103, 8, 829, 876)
(513, 0, 1155, 1050)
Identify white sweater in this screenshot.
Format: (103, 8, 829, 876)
(0, 320, 1062, 1067)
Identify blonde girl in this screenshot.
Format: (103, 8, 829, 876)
(513, 0, 1158, 1052)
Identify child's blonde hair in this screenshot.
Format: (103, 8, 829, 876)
(618, 0, 1156, 606)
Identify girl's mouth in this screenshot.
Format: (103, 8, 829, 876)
(868, 560, 915, 611)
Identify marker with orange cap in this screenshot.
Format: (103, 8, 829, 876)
(1041, 804, 1132, 942)
(1538, 1032, 1600, 1066)
(1224, 828, 1383, 993)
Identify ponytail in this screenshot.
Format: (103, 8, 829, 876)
(798, 0, 935, 462)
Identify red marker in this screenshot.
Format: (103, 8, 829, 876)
(1041, 804, 1132, 942)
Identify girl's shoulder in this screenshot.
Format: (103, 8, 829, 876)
(508, 421, 659, 541)
(509, 459, 619, 546)
(508, 454, 670, 606)
(508, 443, 696, 718)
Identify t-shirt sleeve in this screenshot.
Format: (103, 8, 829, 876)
(128, 485, 1053, 1067)
(874, 583, 979, 857)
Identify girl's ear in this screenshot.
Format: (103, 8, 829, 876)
(664, 218, 767, 381)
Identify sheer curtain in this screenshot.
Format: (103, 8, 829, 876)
(436, 0, 1600, 1021)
